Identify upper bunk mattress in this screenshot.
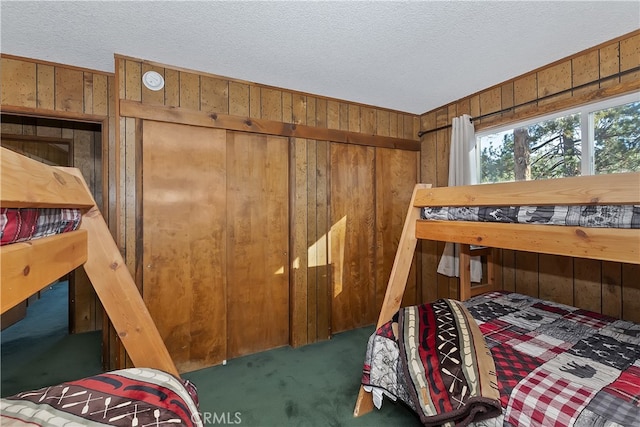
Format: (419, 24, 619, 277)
(422, 205, 640, 229)
(1, 208, 82, 246)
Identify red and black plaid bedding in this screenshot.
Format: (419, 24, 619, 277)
(0, 368, 203, 426)
(362, 291, 640, 427)
(1, 208, 82, 246)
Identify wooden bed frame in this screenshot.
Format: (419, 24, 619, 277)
(354, 172, 640, 417)
(0, 147, 179, 377)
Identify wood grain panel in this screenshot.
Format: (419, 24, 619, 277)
(599, 42, 620, 83)
(142, 121, 227, 372)
(572, 51, 599, 94)
(179, 72, 200, 110)
(622, 263, 640, 322)
(315, 139, 330, 340)
(602, 261, 622, 318)
(620, 33, 640, 81)
(515, 252, 538, 297)
(228, 81, 249, 116)
(290, 137, 308, 347)
(124, 61, 141, 102)
(36, 64, 55, 110)
(306, 139, 318, 341)
(1, 58, 37, 108)
(573, 258, 601, 313)
(227, 131, 289, 358)
(375, 148, 419, 309)
(330, 143, 375, 332)
(538, 254, 573, 306)
(200, 75, 229, 114)
(164, 69, 180, 107)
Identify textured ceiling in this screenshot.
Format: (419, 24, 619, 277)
(1, 1, 639, 114)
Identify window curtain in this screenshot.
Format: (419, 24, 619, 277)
(436, 114, 482, 282)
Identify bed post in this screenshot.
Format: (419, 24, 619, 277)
(62, 168, 180, 377)
(353, 183, 430, 417)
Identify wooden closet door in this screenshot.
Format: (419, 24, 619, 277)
(142, 120, 227, 373)
(226, 131, 289, 358)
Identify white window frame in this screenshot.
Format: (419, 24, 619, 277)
(475, 92, 640, 181)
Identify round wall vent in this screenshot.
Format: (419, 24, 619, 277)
(142, 71, 165, 91)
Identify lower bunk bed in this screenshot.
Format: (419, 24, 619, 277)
(354, 172, 640, 427)
(1, 368, 202, 427)
(362, 291, 640, 426)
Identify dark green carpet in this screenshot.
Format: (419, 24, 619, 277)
(1, 282, 420, 426)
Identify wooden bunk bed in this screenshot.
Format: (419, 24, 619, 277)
(354, 172, 640, 426)
(1, 147, 202, 425)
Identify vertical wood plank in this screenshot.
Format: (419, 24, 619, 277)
(124, 60, 142, 102)
(227, 132, 289, 358)
(1, 58, 36, 108)
(315, 139, 330, 340)
(602, 261, 622, 318)
(200, 75, 229, 114)
(515, 252, 538, 297)
(290, 137, 308, 347)
(142, 121, 227, 372)
(538, 254, 573, 306)
(622, 263, 640, 322)
(92, 74, 109, 116)
(36, 64, 55, 110)
(261, 88, 283, 121)
(306, 139, 318, 341)
(179, 72, 200, 110)
(376, 148, 419, 309)
(573, 258, 602, 313)
(599, 42, 620, 87)
(620, 33, 640, 82)
(164, 69, 180, 107)
(228, 81, 249, 117)
(330, 143, 375, 333)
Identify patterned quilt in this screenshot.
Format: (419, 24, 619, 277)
(421, 205, 640, 229)
(362, 299, 502, 426)
(362, 291, 640, 427)
(1, 208, 82, 246)
(0, 368, 203, 426)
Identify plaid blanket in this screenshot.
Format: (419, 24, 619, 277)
(1, 368, 203, 426)
(362, 299, 501, 426)
(422, 205, 640, 229)
(1, 208, 82, 246)
(363, 291, 640, 427)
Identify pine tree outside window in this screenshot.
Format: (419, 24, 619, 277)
(476, 93, 639, 183)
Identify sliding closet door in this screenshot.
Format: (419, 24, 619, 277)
(142, 120, 227, 373)
(226, 131, 289, 358)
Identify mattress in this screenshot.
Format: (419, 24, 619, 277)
(0, 368, 203, 426)
(362, 291, 640, 426)
(421, 205, 640, 229)
(0, 208, 82, 246)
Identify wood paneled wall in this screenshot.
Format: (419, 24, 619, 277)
(0, 55, 115, 338)
(116, 55, 421, 369)
(419, 30, 640, 322)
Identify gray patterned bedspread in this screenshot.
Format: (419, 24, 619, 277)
(422, 205, 640, 228)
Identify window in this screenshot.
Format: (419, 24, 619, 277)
(476, 93, 640, 183)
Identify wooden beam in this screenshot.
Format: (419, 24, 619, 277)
(120, 99, 420, 151)
(416, 220, 640, 265)
(414, 173, 640, 207)
(1, 147, 94, 208)
(1, 230, 87, 314)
